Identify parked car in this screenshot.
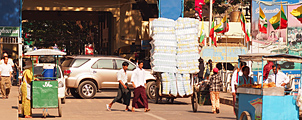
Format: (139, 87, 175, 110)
(61, 55, 156, 99)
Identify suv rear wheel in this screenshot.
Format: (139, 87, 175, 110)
(146, 81, 156, 99)
(78, 81, 97, 99)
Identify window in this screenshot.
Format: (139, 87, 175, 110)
(92, 59, 114, 69)
(116, 59, 136, 70)
(71, 59, 90, 67)
(62, 58, 74, 67)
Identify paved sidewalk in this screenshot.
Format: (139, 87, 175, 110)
(0, 86, 18, 120)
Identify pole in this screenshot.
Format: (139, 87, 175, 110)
(209, 0, 213, 47)
(182, 0, 184, 17)
(19, 0, 23, 72)
(158, 0, 161, 18)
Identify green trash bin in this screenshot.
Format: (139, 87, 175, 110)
(32, 81, 58, 108)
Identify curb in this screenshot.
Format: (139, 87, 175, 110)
(220, 97, 233, 106)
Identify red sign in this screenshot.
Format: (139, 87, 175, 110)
(85, 44, 93, 55)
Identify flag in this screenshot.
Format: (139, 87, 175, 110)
(259, 6, 267, 34)
(214, 15, 229, 33)
(195, 0, 205, 20)
(290, 5, 302, 24)
(199, 20, 206, 45)
(209, 20, 217, 47)
(269, 4, 287, 30)
(240, 12, 250, 42)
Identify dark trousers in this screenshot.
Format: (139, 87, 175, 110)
(132, 86, 148, 109)
(112, 83, 131, 106)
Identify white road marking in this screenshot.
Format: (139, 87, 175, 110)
(145, 112, 166, 120)
(134, 109, 166, 120)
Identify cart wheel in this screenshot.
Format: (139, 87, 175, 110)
(191, 92, 198, 112)
(171, 98, 175, 103)
(155, 87, 159, 104)
(58, 98, 62, 117)
(239, 111, 251, 120)
(42, 109, 48, 118)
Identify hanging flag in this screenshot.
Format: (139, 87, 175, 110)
(209, 20, 217, 47)
(269, 4, 287, 30)
(214, 15, 229, 33)
(199, 20, 206, 45)
(290, 5, 302, 24)
(195, 0, 205, 20)
(259, 6, 267, 34)
(240, 12, 250, 42)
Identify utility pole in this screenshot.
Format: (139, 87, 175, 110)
(209, 0, 213, 46)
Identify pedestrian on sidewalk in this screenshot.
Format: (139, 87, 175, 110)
(106, 62, 131, 111)
(21, 60, 38, 118)
(0, 57, 13, 99)
(198, 57, 205, 82)
(209, 68, 222, 114)
(131, 60, 150, 112)
(231, 62, 246, 116)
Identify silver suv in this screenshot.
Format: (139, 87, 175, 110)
(62, 56, 156, 99)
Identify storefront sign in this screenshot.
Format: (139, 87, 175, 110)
(201, 47, 247, 62)
(0, 27, 19, 37)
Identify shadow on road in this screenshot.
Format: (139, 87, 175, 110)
(187, 110, 212, 113)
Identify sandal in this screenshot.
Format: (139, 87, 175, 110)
(106, 104, 111, 111)
(24, 115, 32, 118)
(144, 108, 150, 112)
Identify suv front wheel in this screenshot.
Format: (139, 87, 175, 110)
(78, 81, 97, 99)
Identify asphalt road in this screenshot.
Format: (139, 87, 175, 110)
(19, 90, 236, 120)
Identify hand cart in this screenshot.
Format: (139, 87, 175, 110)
(191, 78, 212, 112)
(153, 72, 194, 104)
(24, 49, 66, 118)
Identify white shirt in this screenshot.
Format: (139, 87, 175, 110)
(231, 69, 243, 93)
(117, 69, 127, 84)
(265, 71, 289, 87)
(131, 68, 146, 88)
(0, 58, 14, 67)
(0, 63, 13, 76)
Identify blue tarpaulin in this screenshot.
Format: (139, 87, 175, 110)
(159, 0, 183, 20)
(0, 0, 21, 26)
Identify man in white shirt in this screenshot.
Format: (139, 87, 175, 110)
(0, 57, 13, 99)
(131, 60, 150, 112)
(266, 65, 289, 87)
(0, 53, 14, 67)
(231, 62, 246, 116)
(106, 62, 131, 111)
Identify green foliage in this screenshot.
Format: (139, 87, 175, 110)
(22, 20, 98, 55)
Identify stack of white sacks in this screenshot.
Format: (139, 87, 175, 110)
(175, 18, 200, 74)
(150, 18, 199, 97)
(150, 18, 177, 73)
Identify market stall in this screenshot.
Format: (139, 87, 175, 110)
(237, 53, 301, 120)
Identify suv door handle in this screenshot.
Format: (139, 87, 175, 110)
(93, 71, 97, 74)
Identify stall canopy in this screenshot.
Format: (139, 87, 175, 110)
(254, 0, 301, 5)
(239, 53, 302, 63)
(24, 49, 66, 56)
